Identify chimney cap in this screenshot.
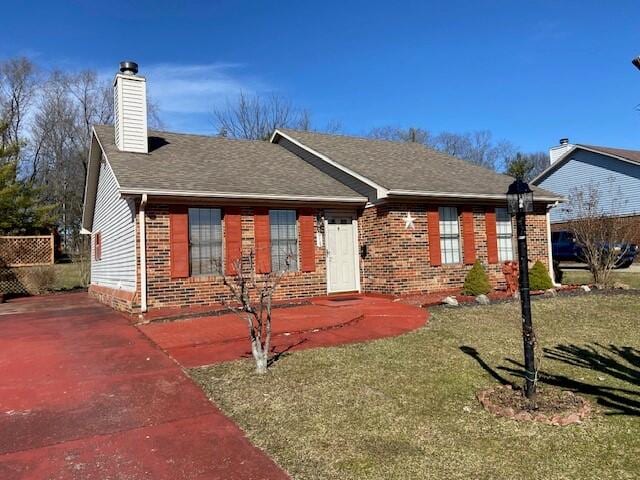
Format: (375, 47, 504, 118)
(119, 61, 139, 75)
(559, 138, 569, 145)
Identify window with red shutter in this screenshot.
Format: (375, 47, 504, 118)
(94, 232, 102, 261)
(224, 208, 242, 275)
(485, 209, 499, 264)
(427, 206, 442, 267)
(254, 208, 271, 273)
(462, 208, 476, 265)
(169, 206, 190, 278)
(298, 209, 315, 272)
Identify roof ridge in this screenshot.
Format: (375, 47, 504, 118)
(577, 143, 640, 154)
(93, 124, 276, 146)
(278, 127, 429, 147)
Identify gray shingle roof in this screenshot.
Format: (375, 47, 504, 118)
(93, 125, 365, 201)
(277, 128, 561, 200)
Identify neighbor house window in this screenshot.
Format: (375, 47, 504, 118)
(270, 209, 298, 272)
(439, 206, 461, 264)
(496, 207, 514, 261)
(188, 208, 222, 275)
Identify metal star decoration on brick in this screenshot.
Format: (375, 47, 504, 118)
(403, 212, 416, 230)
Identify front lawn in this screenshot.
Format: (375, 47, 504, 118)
(191, 294, 640, 480)
(562, 269, 640, 289)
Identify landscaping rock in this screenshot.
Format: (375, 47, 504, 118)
(613, 282, 631, 290)
(442, 296, 459, 307)
(475, 294, 490, 305)
(544, 288, 557, 297)
(580, 285, 591, 293)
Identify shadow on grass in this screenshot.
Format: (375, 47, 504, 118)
(267, 338, 309, 367)
(461, 343, 640, 416)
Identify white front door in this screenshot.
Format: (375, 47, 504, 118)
(325, 213, 359, 293)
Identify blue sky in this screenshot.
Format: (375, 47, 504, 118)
(3, 0, 640, 152)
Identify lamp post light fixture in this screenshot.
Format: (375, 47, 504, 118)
(506, 178, 536, 399)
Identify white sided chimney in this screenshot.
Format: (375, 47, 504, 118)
(549, 137, 573, 164)
(113, 61, 148, 153)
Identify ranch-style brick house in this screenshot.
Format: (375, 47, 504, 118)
(82, 62, 562, 315)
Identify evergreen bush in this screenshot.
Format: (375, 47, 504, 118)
(462, 260, 492, 296)
(529, 260, 553, 291)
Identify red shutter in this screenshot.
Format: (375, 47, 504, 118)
(254, 208, 271, 273)
(427, 206, 442, 267)
(94, 232, 102, 261)
(298, 209, 316, 272)
(485, 209, 499, 264)
(462, 208, 476, 265)
(169, 205, 190, 278)
(224, 208, 242, 275)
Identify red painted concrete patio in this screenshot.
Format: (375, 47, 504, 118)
(0, 292, 289, 479)
(139, 296, 428, 368)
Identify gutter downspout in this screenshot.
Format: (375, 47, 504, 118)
(139, 194, 148, 313)
(546, 201, 561, 287)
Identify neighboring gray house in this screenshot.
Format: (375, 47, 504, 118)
(533, 139, 640, 239)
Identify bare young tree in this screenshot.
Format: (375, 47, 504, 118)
(563, 181, 639, 287)
(220, 252, 286, 374)
(433, 130, 515, 171)
(368, 125, 515, 171)
(214, 92, 300, 140)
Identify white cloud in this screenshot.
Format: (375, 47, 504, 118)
(144, 62, 264, 115)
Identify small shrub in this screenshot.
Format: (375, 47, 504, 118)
(529, 261, 553, 291)
(462, 260, 492, 296)
(20, 266, 56, 295)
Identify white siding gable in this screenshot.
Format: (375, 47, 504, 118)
(91, 158, 137, 292)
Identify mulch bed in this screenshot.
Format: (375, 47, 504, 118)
(477, 385, 593, 426)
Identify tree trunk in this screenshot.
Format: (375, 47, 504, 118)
(251, 339, 268, 374)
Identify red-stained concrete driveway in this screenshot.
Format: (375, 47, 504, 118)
(0, 293, 288, 480)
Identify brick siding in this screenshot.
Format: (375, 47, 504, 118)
(91, 201, 551, 314)
(140, 205, 327, 314)
(359, 202, 549, 296)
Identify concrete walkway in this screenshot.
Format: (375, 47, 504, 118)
(0, 293, 288, 480)
(139, 296, 428, 368)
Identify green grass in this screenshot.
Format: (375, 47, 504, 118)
(562, 269, 640, 289)
(191, 294, 640, 480)
(49, 263, 86, 291)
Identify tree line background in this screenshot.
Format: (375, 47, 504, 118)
(1, 56, 549, 255)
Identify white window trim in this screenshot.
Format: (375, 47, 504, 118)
(439, 206, 462, 265)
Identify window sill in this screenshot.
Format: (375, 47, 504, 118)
(185, 274, 224, 283)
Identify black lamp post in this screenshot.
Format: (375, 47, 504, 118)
(506, 178, 536, 399)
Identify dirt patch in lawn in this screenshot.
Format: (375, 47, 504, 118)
(477, 385, 592, 426)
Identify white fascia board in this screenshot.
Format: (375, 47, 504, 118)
(531, 145, 578, 184)
(387, 189, 564, 203)
(271, 129, 389, 199)
(119, 188, 368, 204)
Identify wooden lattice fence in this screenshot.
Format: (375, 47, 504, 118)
(0, 235, 54, 267)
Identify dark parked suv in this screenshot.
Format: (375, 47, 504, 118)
(551, 231, 638, 268)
